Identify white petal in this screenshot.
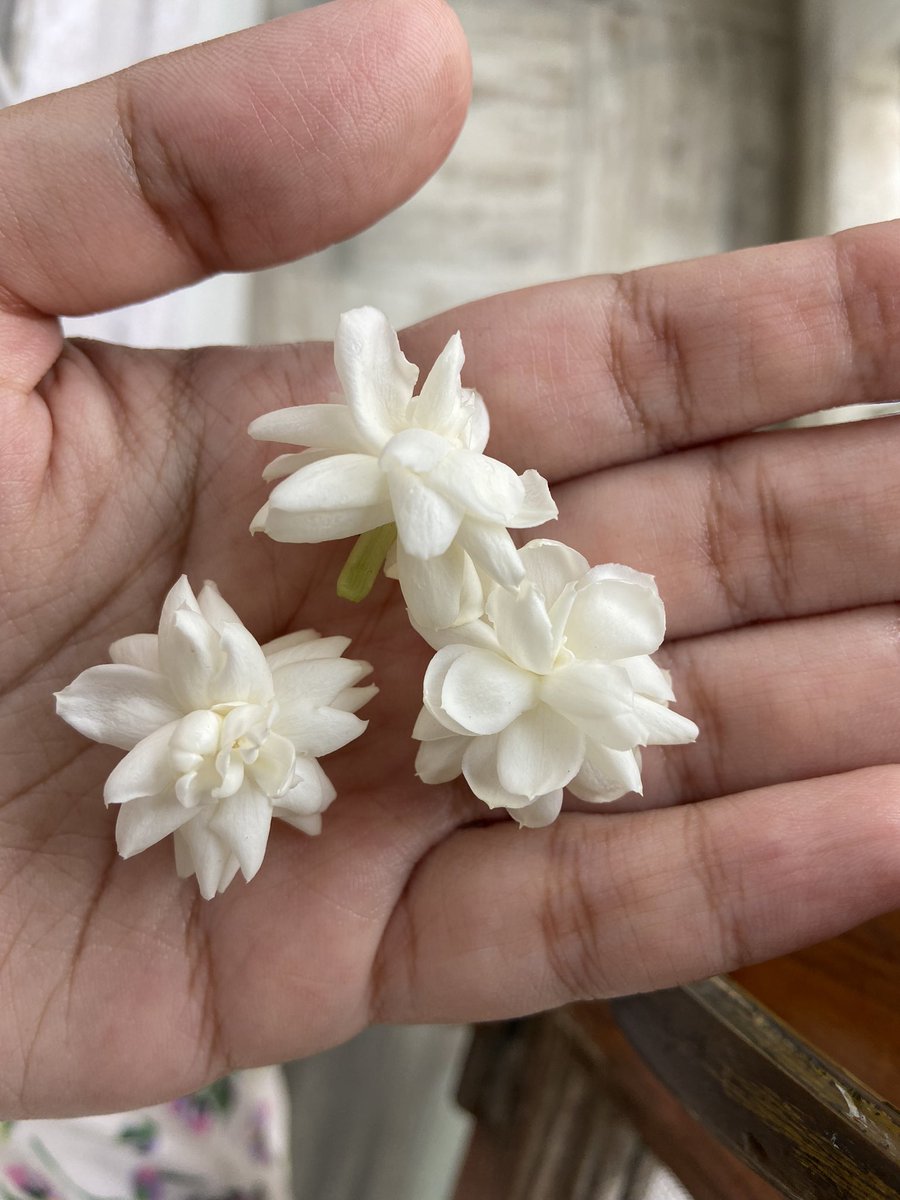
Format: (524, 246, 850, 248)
(277, 756, 336, 815)
(632, 696, 699, 746)
(104, 721, 179, 805)
(519, 540, 589, 607)
(271, 634, 351, 665)
(332, 683, 378, 714)
(213, 622, 273, 704)
(388, 471, 463, 559)
(507, 470, 558, 528)
(262, 629, 321, 659)
(487, 581, 557, 673)
(413, 332, 465, 434)
(461, 735, 531, 810)
(496, 706, 585, 798)
(456, 519, 525, 590)
(248, 403, 368, 452)
(115, 792, 194, 858)
(109, 633, 159, 672)
(177, 814, 233, 900)
(441, 648, 537, 736)
(259, 453, 391, 543)
(462, 392, 490, 453)
(277, 705, 367, 757)
(428, 449, 525, 523)
(262, 450, 335, 482)
(422, 644, 482, 734)
(197, 581, 243, 632)
(160, 608, 221, 711)
(216, 857, 242, 894)
(395, 541, 482, 631)
(250, 732, 297, 798)
(568, 744, 643, 803)
(512, 791, 564, 828)
(565, 566, 666, 661)
(55, 666, 181, 751)
(209, 788, 273, 882)
(412, 705, 452, 741)
(277, 811, 322, 837)
(335, 307, 419, 446)
(158, 576, 201, 634)
(541, 661, 645, 751)
(379, 427, 451, 474)
(273, 656, 372, 711)
(415, 734, 468, 784)
(618, 656, 676, 703)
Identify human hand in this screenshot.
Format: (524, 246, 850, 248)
(2, 0, 899, 1120)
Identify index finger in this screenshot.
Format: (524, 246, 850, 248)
(399, 220, 900, 478)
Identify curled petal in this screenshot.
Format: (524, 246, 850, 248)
(258, 453, 391, 543)
(335, 307, 419, 446)
(632, 695, 699, 746)
(462, 392, 490, 453)
(213, 622, 273, 705)
(278, 756, 337, 816)
(512, 790, 564, 828)
(197, 581, 243, 632)
(456, 519, 524, 590)
(56, 666, 180, 751)
(158, 576, 201, 634)
(250, 732, 297, 798)
(496, 705, 584, 799)
(380, 427, 451, 474)
(441, 648, 537, 736)
(461, 735, 531, 810)
(428, 449, 525, 524)
(565, 565, 666, 661)
(262, 449, 335, 482)
(395, 541, 484, 631)
(249, 403, 369, 452)
(618, 655, 676, 703)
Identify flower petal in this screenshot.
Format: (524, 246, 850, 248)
(496, 705, 584, 798)
(158, 576, 201, 633)
(55, 666, 180, 751)
(413, 705, 452, 741)
(512, 790, 564, 828)
(455, 519, 525, 590)
(277, 756, 336, 815)
(441, 648, 538, 736)
(617, 656, 676, 703)
(248, 403, 367, 452)
(276, 811, 323, 837)
(379, 427, 451, 474)
(262, 629, 321, 659)
(463, 392, 490, 453)
(277, 705, 367, 758)
(461, 735, 531, 810)
(541, 660, 644, 751)
(388, 471, 463, 559)
(506, 470, 558, 528)
(568, 744, 643, 803)
(428, 449, 525, 523)
(104, 721, 180, 805)
(518, 539, 589, 607)
(262, 449, 336, 482)
(213, 622, 273, 705)
(108, 633, 159, 672)
(335, 307, 419, 446)
(633, 696, 699, 746)
(487, 581, 557, 673)
(332, 683, 378, 714)
(423, 644, 482, 734)
(197, 581, 243, 632)
(160, 608, 222, 711)
(395, 541, 483, 630)
(250, 732, 296, 799)
(258, 453, 391, 543)
(176, 813, 233, 900)
(273, 656, 372, 711)
(415, 734, 468, 784)
(565, 565, 666, 660)
(412, 331, 465, 434)
(115, 792, 194, 858)
(209, 787, 273, 882)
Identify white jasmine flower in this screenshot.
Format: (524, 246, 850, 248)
(55, 577, 375, 898)
(249, 307, 557, 627)
(413, 540, 698, 828)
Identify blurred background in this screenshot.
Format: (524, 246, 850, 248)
(1, 1, 898, 1197)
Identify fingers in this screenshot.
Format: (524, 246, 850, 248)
(637, 604, 900, 809)
(399, 221, 900, 475)
(374, 765, 900, 1022)
(548, 414, 900, 639)
(0, 0, 469, 321)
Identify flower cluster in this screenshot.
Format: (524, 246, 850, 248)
(56, 307, 696, 897)
(55, 578, 374, 897)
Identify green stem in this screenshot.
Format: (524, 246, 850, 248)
(337, 523, 397, 602)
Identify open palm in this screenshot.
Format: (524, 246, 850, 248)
(3, 0, 899, 1119)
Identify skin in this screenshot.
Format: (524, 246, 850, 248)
(1, 0, 899, 1119)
